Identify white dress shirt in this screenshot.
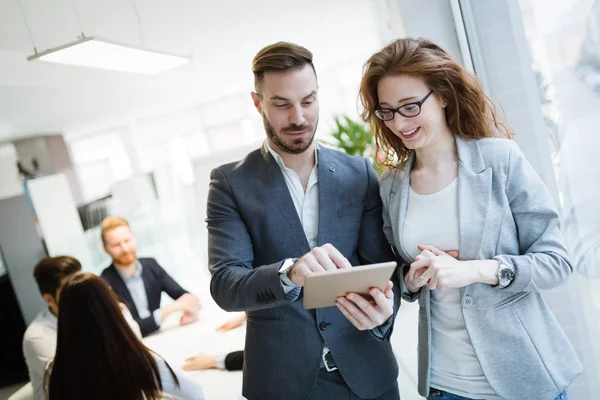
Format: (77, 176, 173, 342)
(22, 309, 57, 400)
(115, 261, 163, 326)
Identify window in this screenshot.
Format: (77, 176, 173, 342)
(518, 0, 600, 387)
(69, 131, 132, 201)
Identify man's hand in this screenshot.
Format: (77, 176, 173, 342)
(179, 310, 198, 326)
(177, 293, 201, 313)
(161, 293, 201, 321)
(289, 243, 352, 287)
(217, 313, 246, 332)
(335, 281, 394, 331)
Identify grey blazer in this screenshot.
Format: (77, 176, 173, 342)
(207, 144, 399, 400)
(380, 137, 582, 400)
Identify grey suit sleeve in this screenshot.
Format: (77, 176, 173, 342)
(359, 160, 400, 341)
(206, 168, 291, 312)
(494, 143, 573, 293)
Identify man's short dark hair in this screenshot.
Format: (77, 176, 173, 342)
(33, 256, 82, 297)
(252, 41, 316, 93)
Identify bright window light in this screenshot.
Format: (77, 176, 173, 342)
(28, 37, 190, 75)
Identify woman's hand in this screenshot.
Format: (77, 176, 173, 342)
(407, 245, 473, 290)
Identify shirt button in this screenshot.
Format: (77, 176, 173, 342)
(463, 295, 474, 307)
(319, 321, 328, 331)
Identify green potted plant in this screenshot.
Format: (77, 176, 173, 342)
(322, 115, 385, 175)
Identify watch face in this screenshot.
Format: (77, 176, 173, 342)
(500, 267, 515, 285)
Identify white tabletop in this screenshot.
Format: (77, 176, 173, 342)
(142, 303, 246, 400)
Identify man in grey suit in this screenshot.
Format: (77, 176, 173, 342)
(206, 42, 400, 400)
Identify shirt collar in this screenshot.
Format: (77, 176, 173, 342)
(115, 260, 143, 281)
(42, 308, 57, 328)
(264, 140, 319, 170)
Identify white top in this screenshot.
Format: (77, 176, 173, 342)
(23, 306, 142, 400)
(22, 309, 57, 400)
(403, 179, 500, 400)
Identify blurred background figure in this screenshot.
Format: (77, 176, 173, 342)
(100, 216, 200, 336)
(183, 313, 246, 372)
(22, 257, 81, 400)
(45, 272, 204, 400)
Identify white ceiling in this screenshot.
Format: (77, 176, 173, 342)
(0, 0, 385, 142)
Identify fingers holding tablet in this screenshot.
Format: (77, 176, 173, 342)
(289, 243, 352, 287)
(336, 282, 394, 330)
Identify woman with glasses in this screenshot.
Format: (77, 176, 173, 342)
(359, 37, 580, 400)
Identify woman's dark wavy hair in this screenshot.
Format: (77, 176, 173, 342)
(359, 37, 511, 167)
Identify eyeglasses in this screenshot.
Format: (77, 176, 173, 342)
(374, 90, 434, 121)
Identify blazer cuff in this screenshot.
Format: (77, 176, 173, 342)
(493, 255, 533, 293)
(371, 315, 394, 340)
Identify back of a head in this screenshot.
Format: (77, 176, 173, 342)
(33, 256, 82, 298)
(359, 37, 510, 167)
(252, 41, 316, 93)
(49, 273, 164, 400)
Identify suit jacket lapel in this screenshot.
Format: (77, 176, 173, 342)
(316, 148, 339, 246)
(139, 259, 156, 309)
(260, 146, 310, 252)
(390, 154, 415, 264)
(456, 137, 492, 261)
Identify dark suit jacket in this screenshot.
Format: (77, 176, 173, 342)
(207, 145, 400, 400)
(100, 257, 188, 336)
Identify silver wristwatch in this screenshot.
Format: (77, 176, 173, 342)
(494, 259, 515, 289)
(279, 258, 299, 287)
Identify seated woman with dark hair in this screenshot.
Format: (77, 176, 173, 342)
(44, 273, 204, 400)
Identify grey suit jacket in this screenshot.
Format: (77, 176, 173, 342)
(207, 144, 399, 400)
(380, 137, 582, 400)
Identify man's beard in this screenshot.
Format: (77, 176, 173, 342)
(114, 251, 136, 266)
(263, 112, 318, 155)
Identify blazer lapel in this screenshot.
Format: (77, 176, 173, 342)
(456, 137, 492, 261)
(316, 148, 339, 245)
(260, 146, 310, 252)
(390, 154, 415, 264)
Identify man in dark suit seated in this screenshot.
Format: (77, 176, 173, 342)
(100, 216, 200, 336)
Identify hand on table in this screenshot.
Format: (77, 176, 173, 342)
(217, 313, 246, 332)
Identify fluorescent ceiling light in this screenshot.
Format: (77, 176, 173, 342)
(28, 37, 190, 75)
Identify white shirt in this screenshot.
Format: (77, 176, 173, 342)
(22, 309, 57, 400)
(267, 142, 333, 355)
(403, 179, 500, 400)
(23, 307, 142, 400)
(115, 261, 163, 326)
(266, 141, 319, 249)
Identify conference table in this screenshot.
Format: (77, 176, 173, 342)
(142, 304, 246, 400)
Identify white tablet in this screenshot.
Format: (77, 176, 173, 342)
(302, 261, 397, 309)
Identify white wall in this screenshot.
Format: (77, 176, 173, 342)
(27, 173, 94, 270)
(0, 143, 23, 199)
